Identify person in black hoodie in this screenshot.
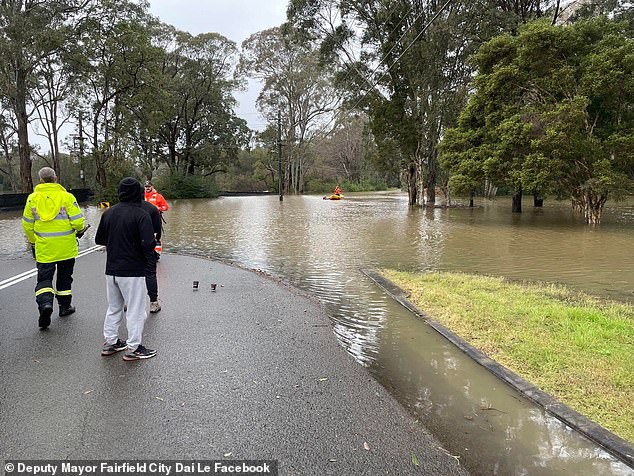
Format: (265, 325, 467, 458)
(95, 177, 157, 361)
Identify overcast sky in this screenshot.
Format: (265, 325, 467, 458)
(30, 1, 288, 152)
(148, 0, 290, 131)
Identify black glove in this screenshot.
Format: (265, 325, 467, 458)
(30, 243, 36, 259)
(76, 224, 90, 239)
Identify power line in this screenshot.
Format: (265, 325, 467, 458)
(385, 0, 454, 74)
(319, 0, 454, 137)
(252, 1, 454, 139)
(334, 2, 416, 95)
(252, 2, 419, 132)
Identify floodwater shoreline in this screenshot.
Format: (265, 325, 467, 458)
(362, 268, 634, 470)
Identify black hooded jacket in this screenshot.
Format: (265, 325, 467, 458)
(141, 200, 162, 241)
(95, 178, 156, 277)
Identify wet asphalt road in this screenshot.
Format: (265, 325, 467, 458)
(0, 251, 467, 475)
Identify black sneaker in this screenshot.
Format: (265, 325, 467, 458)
(59, 305, 76, 317)
(123, 345, 157, 361)
(101, 338, 127, 356)
(38, 304, 53, 329)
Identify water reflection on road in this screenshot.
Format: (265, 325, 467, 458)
(2, 193, 632, 475)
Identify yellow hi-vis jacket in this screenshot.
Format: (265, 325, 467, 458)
(22, 183, 85, 263)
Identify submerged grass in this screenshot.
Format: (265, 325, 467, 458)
(383, 270, 634, 444)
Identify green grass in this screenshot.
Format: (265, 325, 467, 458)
(383, 270, 634, 443)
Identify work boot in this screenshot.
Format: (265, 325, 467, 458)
(59, 305, 76, 317)
(38, 304, 53, 329)
(150, 301, 161, 313)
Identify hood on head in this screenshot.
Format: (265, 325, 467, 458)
(32, 183, 66, 221)
(118, 177, 142, 203)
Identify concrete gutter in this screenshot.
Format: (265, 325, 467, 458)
(361, 269, 634, 470)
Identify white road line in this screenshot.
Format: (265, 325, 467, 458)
(0, 245, 104, 291)
(0, 269, 35, 286)
(78, 245, 104, 258)
(0, 273, 36, 290)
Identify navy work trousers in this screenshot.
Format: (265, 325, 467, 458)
(35, 258, 75, 310)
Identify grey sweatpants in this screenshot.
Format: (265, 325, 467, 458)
(103, 275, 147, 351)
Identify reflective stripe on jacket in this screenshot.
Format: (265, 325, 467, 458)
(22, 183, 85, 263)
(144, 188, 169, 212)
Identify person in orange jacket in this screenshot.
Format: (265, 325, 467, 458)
(334, 185, 343, 196)
(144, 181, 169, 212)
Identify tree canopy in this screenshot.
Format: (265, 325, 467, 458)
(239, 25, 337, 194)
(0, 0, 249, 195)
(1, 0, 632, 216)
(287, 0, 569, 206)
(440, 17, 634, 223)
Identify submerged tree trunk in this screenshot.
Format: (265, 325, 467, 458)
(406, 162, 418, 206)
(441, 185, 451, 207)
(424, 149, 438, 206)
(512, 185, 523, 213)
(533, 191, 544, 207)
(425, 174, 436, 205)
(571, 188, 607, 224)
(579, 190, 608, 224)
(469, 190, 475, 208)
(484, 178, 498, 200)
(416, 161, 425, 205)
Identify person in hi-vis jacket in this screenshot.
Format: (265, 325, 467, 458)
(22, 167, 85, 329)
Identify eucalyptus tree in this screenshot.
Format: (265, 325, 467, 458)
(70, 0, 160, 188)
(239, 25, 337, 194)
(287, 0, 485, 205)
(288, 0, 566, 206)
(147, 28, 249, 178)
(0, 109, 19, 191)
(30, 53, 77, 181)
(440, 17, 634, 223)
(0, 0, 92, 192)
(249, 128, 282, 191)
(569, 0, 633, 24)
(120, 20, 175, 180)
(315, 113, 367, 183)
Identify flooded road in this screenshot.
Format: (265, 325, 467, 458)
(2, 192, 632, 475)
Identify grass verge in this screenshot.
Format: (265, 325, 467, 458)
(383, 270, 634, 444)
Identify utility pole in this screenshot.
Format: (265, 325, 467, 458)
(277, 109, 283, 202)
